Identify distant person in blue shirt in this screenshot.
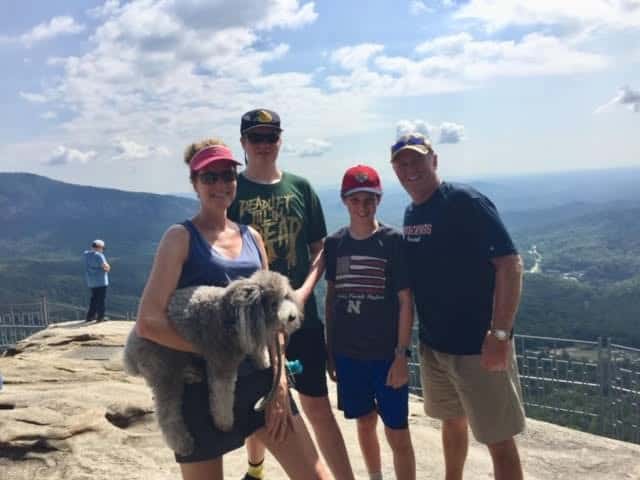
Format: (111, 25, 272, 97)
(390, 133, 526, 480)
(84, 239, 111, 322)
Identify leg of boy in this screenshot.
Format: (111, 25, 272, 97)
(335, 356, 382, 478)
(383, 426, 415, 480)
(374, 358, 416, 480)
(356, 410, 382, 477)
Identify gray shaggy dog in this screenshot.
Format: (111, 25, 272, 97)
(123, 270, 302, 455)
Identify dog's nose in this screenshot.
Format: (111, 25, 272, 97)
(288, 314, 297, 323)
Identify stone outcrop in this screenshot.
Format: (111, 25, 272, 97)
(1, 321, 639, 479)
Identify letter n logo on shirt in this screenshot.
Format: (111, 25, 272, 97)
(347, 299, 362, 315)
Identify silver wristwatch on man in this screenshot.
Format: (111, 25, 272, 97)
(490, 328, 510, 341)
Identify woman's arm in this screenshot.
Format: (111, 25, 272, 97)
(135, 225, 198, 353)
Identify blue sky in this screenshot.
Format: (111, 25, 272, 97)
(1, 0, 639, 193)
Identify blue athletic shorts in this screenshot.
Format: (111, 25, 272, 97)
(334, 355, 409, 430)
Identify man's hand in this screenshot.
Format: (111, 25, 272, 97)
(386, 356, 409, 389)
(480, 332, 510, 371)
(265, 373, 294, 442)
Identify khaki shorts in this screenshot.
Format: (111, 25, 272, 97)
(419, 342, 526, 445)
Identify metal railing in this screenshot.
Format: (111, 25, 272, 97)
(0, 298, 49, 350)
(407, 334, 640, 444)
(0, 297, 131, 351)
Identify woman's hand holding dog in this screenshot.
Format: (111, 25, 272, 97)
(265, 372, 293, 442)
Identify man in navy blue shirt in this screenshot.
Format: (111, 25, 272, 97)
(83, 239, 111, 322)
(390, 133, 525, 480)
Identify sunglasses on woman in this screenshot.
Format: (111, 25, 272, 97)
(246, 131, 280, 144)
(197, 170, 237, 184)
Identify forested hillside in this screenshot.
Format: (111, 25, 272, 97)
(1, 170, 639, 346)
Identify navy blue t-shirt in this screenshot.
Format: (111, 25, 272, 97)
(403, 182, 517, 355)
(324, 225, 410, 360)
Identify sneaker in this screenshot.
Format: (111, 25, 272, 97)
(242, 474, 261, 480)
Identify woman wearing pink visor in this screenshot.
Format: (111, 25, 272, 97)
(134, 138, 329, 479)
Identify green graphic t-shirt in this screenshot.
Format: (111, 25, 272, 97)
(228, 171, 327, 329)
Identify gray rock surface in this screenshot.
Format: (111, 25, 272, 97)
(1, 321, 639, 479)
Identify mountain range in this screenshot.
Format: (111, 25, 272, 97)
(1, 169, 639, 345)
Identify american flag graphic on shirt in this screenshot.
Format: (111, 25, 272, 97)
(335, 255, 387, 295)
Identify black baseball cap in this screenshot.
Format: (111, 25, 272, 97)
(240, 109, 283, 134)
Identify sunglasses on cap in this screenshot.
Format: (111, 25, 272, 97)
(390, 134, 431, 155)
(246, 131, 280, 144)
(197, 170, 237, 184)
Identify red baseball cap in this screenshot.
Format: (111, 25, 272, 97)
(341, 164, 383, 197)
(190, 145, 241, 172)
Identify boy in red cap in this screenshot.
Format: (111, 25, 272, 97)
(324, 165, 416, 480)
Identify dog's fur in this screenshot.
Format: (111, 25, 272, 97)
(123, 270, 302, 455)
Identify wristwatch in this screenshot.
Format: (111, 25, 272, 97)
(394, 346, 412, 358)
(490, 328, 510, 341)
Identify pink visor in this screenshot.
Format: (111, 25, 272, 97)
(190, 145, 241, 172)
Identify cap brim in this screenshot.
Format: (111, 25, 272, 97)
(192, 157, 241, 172)
(341, 187, 383, 197)
(241, 125, 283, 134)
(391, 144, 431, 161)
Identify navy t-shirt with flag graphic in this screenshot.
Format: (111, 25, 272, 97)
(324, 225, 410, 360)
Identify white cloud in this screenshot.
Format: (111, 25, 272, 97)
(20, 91, 48, 103)
(409, 1, 432, 15)
(396, 120, 465, 144)
(87, 0, 122, 19)
(19, 0, 378, 174)
(595, 86, 640, 113)
(284, 138, 332, 157)
(44, 146, 96, 166)
(113, 138, 170, 161)
(330, 44, 385, 70)
(20, 16, 85, 47)
(328, 34, 607, 97)
(396, 120, 433, 139)
(455, 0, 640, 31)
(258, 0, 319, 29)
(40, 111, 58, 120)
(438, 122, 465, 143)
(415, 32, 473, 55)
(409, 0, 457, 14)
